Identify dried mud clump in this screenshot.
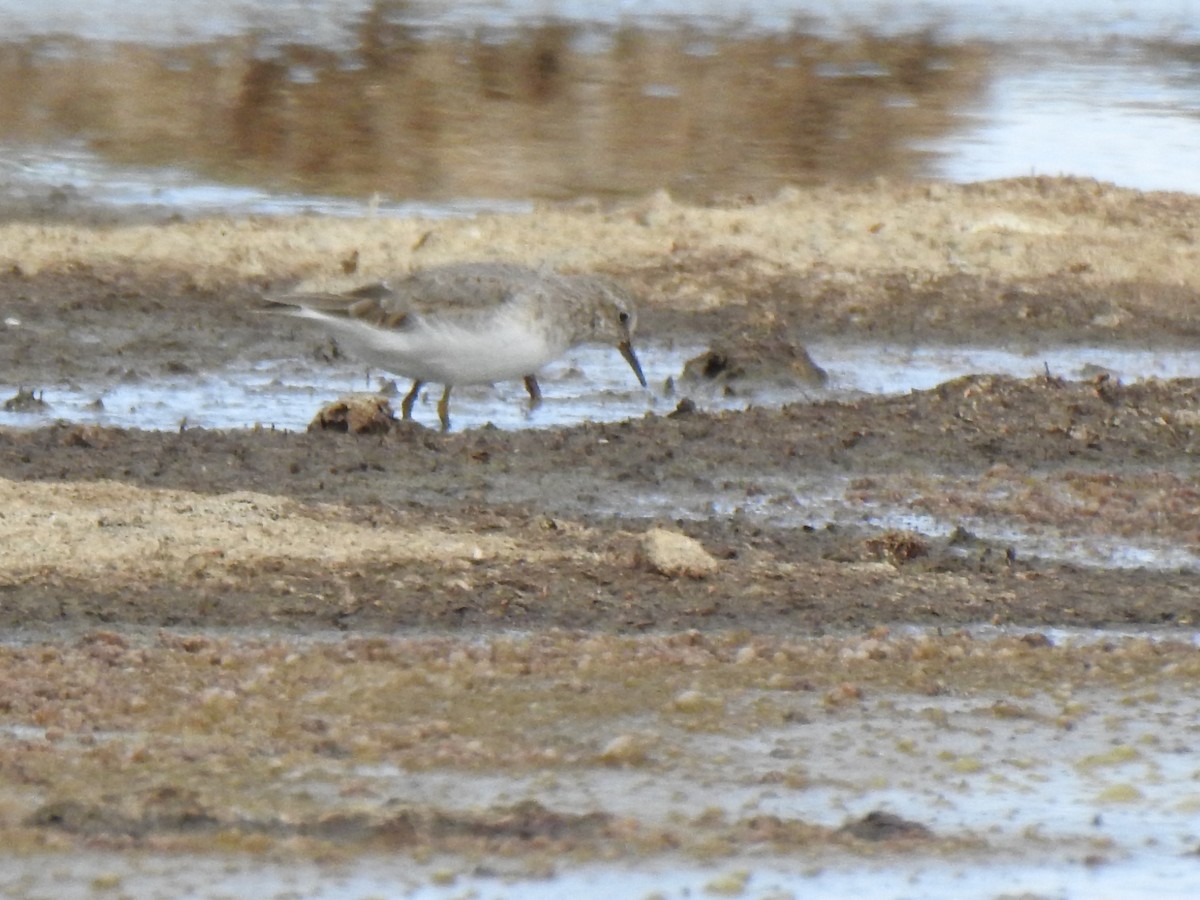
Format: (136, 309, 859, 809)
(680, 335, 828, 389)
(308, 394, 396, 434)
(839, 811, 934, 842)
(3, 387, 48, 412)
(25, 792, 614, 854)
(863, 530, 931, 565)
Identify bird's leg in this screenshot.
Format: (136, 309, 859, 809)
(401, 380, 423, 420)
(437, 386, 453, 432)
(523, 375, 543, 410)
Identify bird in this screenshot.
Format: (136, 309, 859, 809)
(268, 261, 647, 431)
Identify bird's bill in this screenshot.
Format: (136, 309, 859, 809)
(619, 341, 648, 387)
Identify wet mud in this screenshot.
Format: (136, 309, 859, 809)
(1, 371, 1199, 634)
(1, 177, 1200, 879)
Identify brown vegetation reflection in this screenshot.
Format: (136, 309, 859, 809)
(0, 12, 988, 201)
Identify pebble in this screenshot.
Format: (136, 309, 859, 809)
(599, 733, 646, 765)
(639, 528, 719, 579)
(672, 689, 711, 713)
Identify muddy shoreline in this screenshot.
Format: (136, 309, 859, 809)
(2, 370, 1200, 635)
(1, 177, 1200, 883)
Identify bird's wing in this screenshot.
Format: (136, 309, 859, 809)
(387, 263, 545, 315)
(271, 262, 550, 329)
(271, 281, 416, 329)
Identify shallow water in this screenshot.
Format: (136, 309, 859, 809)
(2, 2, 1200, 210)
(928, 44, 1200, 194)
(2, 6, 1199, 897)
(9, 847, 1198, 899)
(5, 670, 1200, 899)
(7, 340, 1199, 573)
(0, 340, 695, 432)
(602, 471, 1200, 573)
(2, 0, 1195, 43)
(0, 142, 535, 220)
(4, 341, 1195, 433)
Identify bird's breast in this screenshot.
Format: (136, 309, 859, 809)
(350, 311, 565, 384)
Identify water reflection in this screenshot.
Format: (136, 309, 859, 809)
(0, 7, 986, 202)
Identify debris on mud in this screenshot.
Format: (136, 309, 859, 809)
(863, 530, 931, 565)
(4, 387, 48, 412)
(680, 334, 828, 391)
(308, 393, 397, 434)
(2, 175, 1200, 877)
(839, 811, 935, 842)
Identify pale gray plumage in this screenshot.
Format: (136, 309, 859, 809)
(270, 262, 646, 431)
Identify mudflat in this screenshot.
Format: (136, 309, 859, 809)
(1, 176, 1199, 878)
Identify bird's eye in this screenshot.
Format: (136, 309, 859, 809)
(618, 311, 630, 324)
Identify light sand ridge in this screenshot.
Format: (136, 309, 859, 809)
(2, 180, 1199, 299)
(0, 478, 589, 582)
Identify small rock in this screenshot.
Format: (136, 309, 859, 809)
(672, 689, 711, 713)
(704, 870, 751, 895)
(639, 528, 719, 579)
(823, 681, 864, 707)
(90, 874, 122, 891)
(598, 733, 646, 765)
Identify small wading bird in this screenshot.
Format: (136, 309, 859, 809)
(269, 261, 647, 431)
